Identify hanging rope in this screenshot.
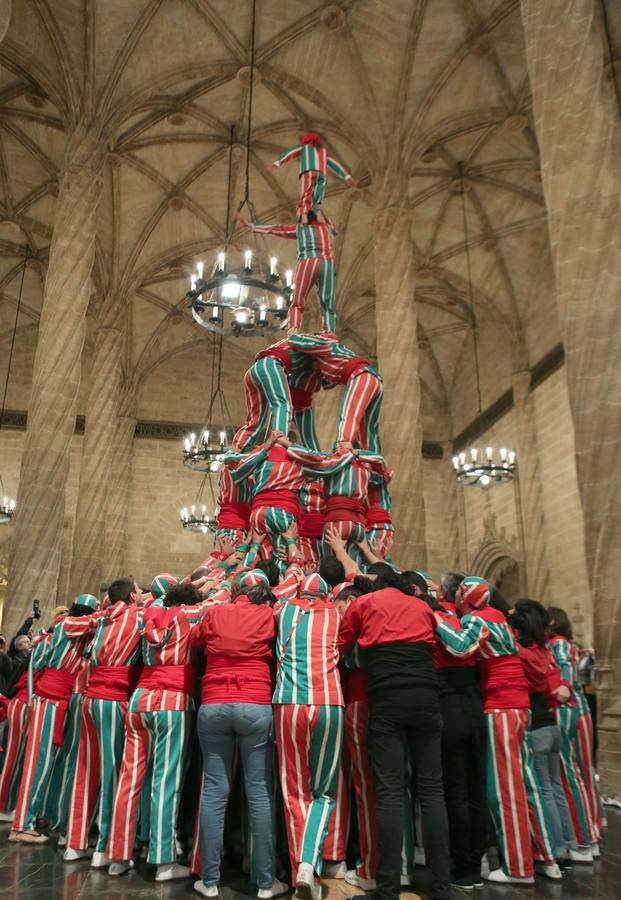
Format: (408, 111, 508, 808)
(458, 165, 484, 420)
(0, 248, 29, 495)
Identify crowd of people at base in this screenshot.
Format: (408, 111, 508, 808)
(0, 529, 604, 900)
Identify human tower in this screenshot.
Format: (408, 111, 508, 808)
(0, 132, 604, 900)
(227, 130, 392, 575)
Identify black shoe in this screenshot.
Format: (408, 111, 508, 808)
(557, 857, 573, 871)
(450, 875, 475, 893)
(469, 872, 484, 889)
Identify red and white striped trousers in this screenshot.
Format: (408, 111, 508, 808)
(575, 709, 602, 842)
(324, 739, 350, 861)
(0, 696, 28, 813)
(486, 709, 533, 878)
(337, 370, 383, 452)
(345, 699, 378, 880)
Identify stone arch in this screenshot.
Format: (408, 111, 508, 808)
(471, 536, 523, 605)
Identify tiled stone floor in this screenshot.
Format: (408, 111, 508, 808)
(1, 810, 620, 899)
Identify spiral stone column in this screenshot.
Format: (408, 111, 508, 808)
(68, 320, 123, 596)
(520, 0, 621, 793)
(103, 409, 136, 579)
(512, 371, 551, 599)
(374, 193, 426, 567)
(3, 127, 103, 636)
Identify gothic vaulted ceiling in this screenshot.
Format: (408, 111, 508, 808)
(0, 0, 555, 436)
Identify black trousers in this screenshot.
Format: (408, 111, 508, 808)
(440, 689, 489, 878)
(367, 688, 450, 900)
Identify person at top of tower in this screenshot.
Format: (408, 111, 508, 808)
(235, 211, 338, 337)
(267, 131, 356, 223)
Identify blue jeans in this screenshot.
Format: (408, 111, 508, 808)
(531, 724, 577, 854)
(197, 702, 274, 888)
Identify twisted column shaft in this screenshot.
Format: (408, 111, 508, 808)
(103, 412, 136, 579)
(520, 0, 621, 792)
(512, 372, 551, 599)
(69, 322, 123, 595)
(374, 202, 426, 568)
(4, 129, 103, 635)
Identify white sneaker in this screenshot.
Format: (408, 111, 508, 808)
(400, 874, 412, 886)
(295, 862, 320, 900)
(591, 843, 601, 859)
(568, 847, 594, 863)
(486, 869, 534, 885)
(535, 862, 562, 880)
(194, 882, 219, 898)
(57, 835, 67, 847)
(257, 877, 290, 898)
(322, 861, 346, 879)
(63, 847, 92, 862)
(91, 851, 109, 868)
(345, 870, 376, 891)
(0, 810, 15, 823)
(156, 863, 191, 882)
(109, 860, 132, 877)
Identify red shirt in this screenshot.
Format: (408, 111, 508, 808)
(339, 588, 436, 654)
(520, 643, 550, 694)
(192, 595, 276, 704)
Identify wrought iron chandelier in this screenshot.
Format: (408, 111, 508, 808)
(182, 332, 234, 473)
(186, 0, 293, 336)
(0, 249, 29, 523)
(451, 163, 516, 488)
(180, 463, 220, 534)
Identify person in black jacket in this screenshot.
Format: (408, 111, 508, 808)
(339, 570, 450, 900)
(0, 611, 37, 695)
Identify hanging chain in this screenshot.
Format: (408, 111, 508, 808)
(243, 0, 257, 206)
(224, 124, 236, 249)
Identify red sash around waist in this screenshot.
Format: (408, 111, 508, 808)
(255, 346, 291, 373)
(290, 386, 314, 411)
(334, 355, 370, 384)
(217, 502, 251, 530)
(478, 655, 530, 711)
(252, 489, 301, 519)
(365, 506, 392, 527)
(325, 495, 365, 525)
(36, 668, 76, 746)
(300, 511, 325, 538)
(202, 656, 272, 705)
(86, 665, 138, 701)
(137, 663, 196, 695)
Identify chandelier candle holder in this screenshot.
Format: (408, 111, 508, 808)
(182, 427, 233, 473)
(180, 504, 218, 534)
(0, 496, 16, 524)
(187, 253, 292, 337)
(452, 446, 517, 487)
